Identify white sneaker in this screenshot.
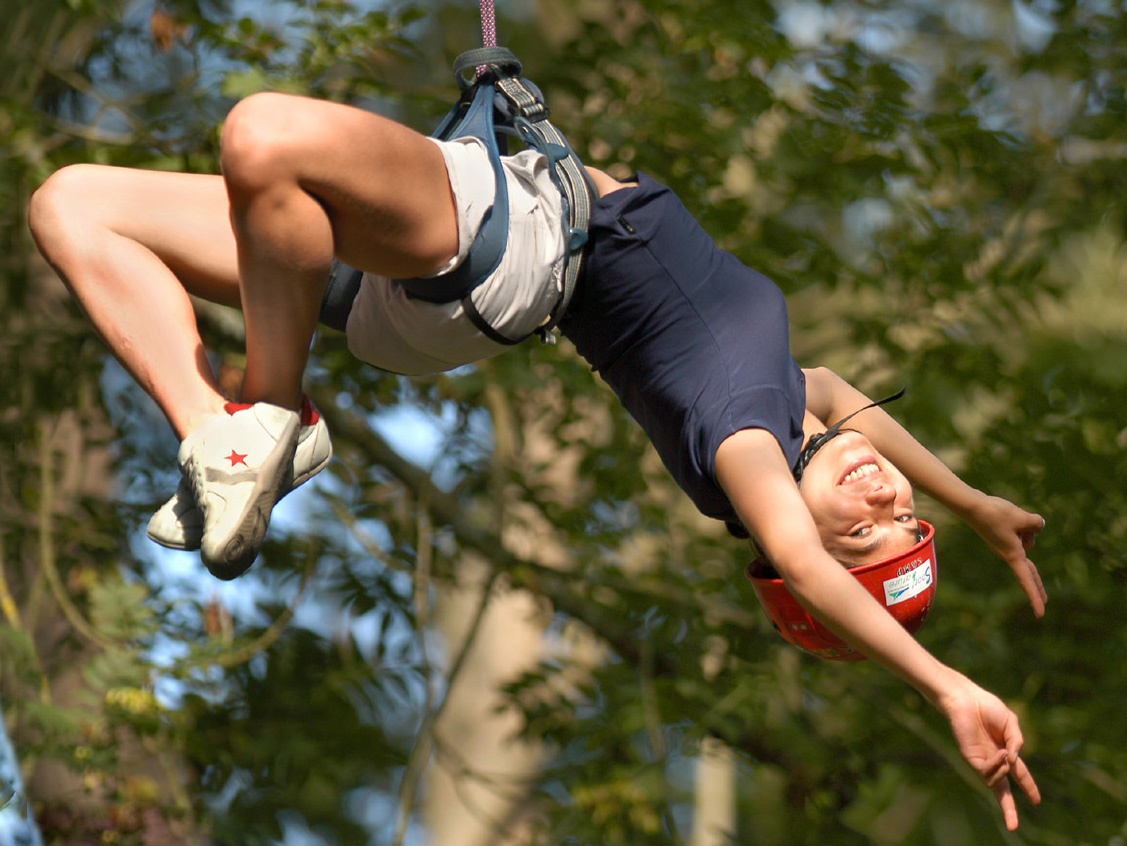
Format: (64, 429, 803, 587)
(175, 401, 301, 580)
(147, 398, 332, 553)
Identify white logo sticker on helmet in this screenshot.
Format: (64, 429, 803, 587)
(882, 560, 934, 606)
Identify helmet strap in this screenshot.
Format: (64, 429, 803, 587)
(792, 387, 906, 483)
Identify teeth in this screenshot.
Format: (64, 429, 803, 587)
(842, 463, 879, 484)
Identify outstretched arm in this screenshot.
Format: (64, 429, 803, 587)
(803, 367, 1047, 617)
(715, 428, 1041, 829)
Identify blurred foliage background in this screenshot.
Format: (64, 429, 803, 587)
(2, 0, 1126, 844)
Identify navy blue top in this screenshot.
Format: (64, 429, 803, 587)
(559, 173, 806, 531)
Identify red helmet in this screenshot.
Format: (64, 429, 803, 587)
(745, 520, 937, 662)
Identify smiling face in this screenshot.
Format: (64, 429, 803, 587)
(797, 430, 921, 567)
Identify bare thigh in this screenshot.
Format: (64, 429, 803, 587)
(221, 94, 459, 278)
(75, 166, 241, 306)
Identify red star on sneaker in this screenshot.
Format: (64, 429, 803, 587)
(226, 449, 249, 467)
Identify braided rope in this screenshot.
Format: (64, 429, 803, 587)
(476, 0, 498, 77)
(479, 0, 497, 47)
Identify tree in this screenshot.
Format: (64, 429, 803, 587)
(1, 1, 186, 841)
(4, 0, 1126, 844)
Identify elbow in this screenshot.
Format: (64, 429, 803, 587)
(776, 562, 820, 602)
(768, 545, 839, 601)
(801, 366, 842, 410)
(802, 365, 844, 391)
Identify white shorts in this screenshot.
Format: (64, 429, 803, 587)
(343, 136, 567, 376)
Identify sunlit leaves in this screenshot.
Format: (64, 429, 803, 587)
(5, 0, 1127, 843)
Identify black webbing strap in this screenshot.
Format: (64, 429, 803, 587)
(726, 387, 909, 541)
(320, 259, 362, 333)
(791, 388, 907, 482)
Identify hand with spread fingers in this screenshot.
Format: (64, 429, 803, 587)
(942, 680, 1042, 831)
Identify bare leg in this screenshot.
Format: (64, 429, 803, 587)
(29, 166, 238, 439)
(218, 92, 459, 410)
(32, 97, 459, 426)
(31, 98, 459, 575)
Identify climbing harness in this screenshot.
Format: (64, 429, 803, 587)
(321, 31, 594, 345)
(398, 46, 594, 345)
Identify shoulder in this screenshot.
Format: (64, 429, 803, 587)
(715, 427, 793, 490)
(801, 366, 844, 423)
(585, 167, 634, 198)
(714, 428, 823, 562)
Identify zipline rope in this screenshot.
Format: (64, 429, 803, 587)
(479, 0, 497, 48)
(475, 0, 498, 77)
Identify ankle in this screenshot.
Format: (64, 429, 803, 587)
(173, 400, 229, 442)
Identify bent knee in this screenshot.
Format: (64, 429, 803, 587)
(221, 92, 315, 192)
(28, 164, 104, 259)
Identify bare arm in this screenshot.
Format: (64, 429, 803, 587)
(715, 428, 1041, 829)
(803, 367, 1047, 616)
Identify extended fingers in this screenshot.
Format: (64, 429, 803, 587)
(1029, 561, 1048, 613)
(1011, 755, 1041, 806)
(1018, 560, 1048, 617)
(1007, 547, 1047, 616)
(992, 757, 1039, 831)
(994, 778, 1020, 831)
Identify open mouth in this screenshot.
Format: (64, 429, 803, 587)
(839, 460, 880, 485)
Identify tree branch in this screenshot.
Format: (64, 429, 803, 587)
(310, 390, 756, 668)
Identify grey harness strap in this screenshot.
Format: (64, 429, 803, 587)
(488, 70, 594, 344)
